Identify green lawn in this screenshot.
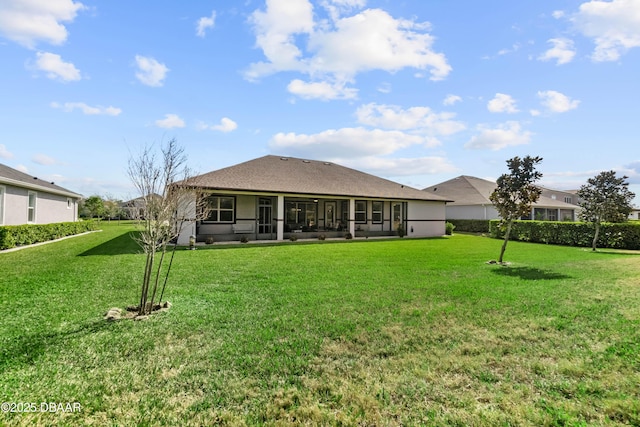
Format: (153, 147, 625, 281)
(1, 223, 639, 426)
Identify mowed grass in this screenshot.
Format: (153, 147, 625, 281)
(1, 223, 639, 426)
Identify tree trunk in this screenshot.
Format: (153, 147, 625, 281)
(140, 249, 155, 315)
(498, 221, 512, 263)
(149, 244, 167, 310)
(592, 222, 600, 251)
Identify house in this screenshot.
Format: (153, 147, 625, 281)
(176, 155, 452, 244)
(0, 163, 82, 225)
(423, 175, 579, 221)
(121, 194, 162, 219)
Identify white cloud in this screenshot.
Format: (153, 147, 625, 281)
(552, 10, 566, 19)
(0, 144, 13, 159)
(200, 117, 238, 132)
(246, 0, 451, 98)
(32, 153, 57, 165)
(33, 51, 81, 81)
(321, 0, 367, 21)
(196, 10, 216, 37)
(377, 82, 392, 94)
(15, 164, 29, 173)
(465, 121, 532, 151)
(0, 0, 85, 48)
(51, 101, 121, 116)
(573, 0, 640, 61)
(537, 90, 580, 113)
(269, 127, 425, 159)
(135, 55, 169, 87)
(346, 155, 459, 177)
(155, 114, 185, 129)
(487, 93, 519, 114)
(443, 94, 462, 106)
(287, 79, 358, 100)
(538, 38, 576, 65)
(246, 0, 314, 79)
(355, 103, 465, 142)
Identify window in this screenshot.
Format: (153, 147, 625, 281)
(372, 201, 383, 223)
(286, 201, 317, 230)
(564, 196, 572, 204)
(355, 200, 367, 223)
(67, 198, 72, 209)
(28, 191, 37, 223)
(203, 196, 235, 222)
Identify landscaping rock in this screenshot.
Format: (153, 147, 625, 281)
(104, 307, 122, 321)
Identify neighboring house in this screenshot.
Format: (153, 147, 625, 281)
(0, 163, 82, 225)
(176, 155, 452, 244)
(121, 194, 162, 219)
(629, 208, 640, 221)
(423, 175, 579, 221)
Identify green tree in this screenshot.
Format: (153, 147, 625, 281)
(103, 196, 124, 220)
(83, 195, 105, 219)
(489, 156, 543, 263)
(577, 170, 635, 251)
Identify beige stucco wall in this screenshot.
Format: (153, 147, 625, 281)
(446, 204, 499, 220)
(1, 184, 78, 225)
(406, 200, 447, 237)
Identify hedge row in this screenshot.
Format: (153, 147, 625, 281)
(489, 220, 640, 250)
(447, 219, 491, 233)
(0, 221, 98, 250)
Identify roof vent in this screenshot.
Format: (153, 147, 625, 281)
(302, 160, 311, 163)
(280, 157, 288, 161)
(34, 177, 38, 180)
(433, 187, 437, 191)
(323, 162, 331, 165)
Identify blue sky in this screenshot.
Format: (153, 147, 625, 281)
(1, 0, 639, 204)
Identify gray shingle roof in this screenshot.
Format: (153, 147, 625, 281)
(0, 163, 82, 198)
(423, 175, 578, 209)
(188, 155, 451, 202)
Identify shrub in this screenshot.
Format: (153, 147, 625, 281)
(289, 234, 298, 241)
(396, 225, 405, 238)
(0, 221, 98, 250)
(344, 232, 353, 240)
(447, 219, 490, 233)
(489, 220, 640, 250)
(445, 222, 455, 235)
(318, 234, 326, 241)
(240, 235, 249, 243)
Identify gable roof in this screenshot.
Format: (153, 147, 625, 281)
(423, 175, 578, 209)
(0, 163, 82, 199)
(187, 155, 451, 202)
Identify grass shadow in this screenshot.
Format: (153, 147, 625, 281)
(491, 266, 572, 281)
(0, 319, 114, 369)
(79, 231, 141, 256)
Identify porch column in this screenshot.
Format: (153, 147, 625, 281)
(277, 195, 285, 241)
(177, 192, 197, 245)
(349, 198, 355, 236)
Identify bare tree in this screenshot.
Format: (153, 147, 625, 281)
(489, 155, 543, 263)
(577, 170, 635, 251)
(127, 138, 208, 316)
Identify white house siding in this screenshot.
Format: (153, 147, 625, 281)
(407, 200, 447, 237)
(446, 205, 499, 220)
(2, 184, 77, 225)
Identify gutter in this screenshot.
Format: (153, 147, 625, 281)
(0, 177, 82, 199)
